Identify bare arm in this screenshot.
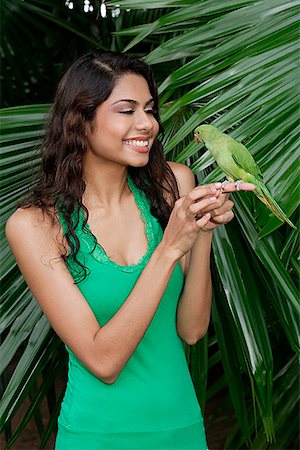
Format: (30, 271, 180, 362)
(6, 194, 214, 384)
(168, 162, 255, 345)
(168, 163, 214, 344)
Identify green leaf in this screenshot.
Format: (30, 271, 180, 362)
(0, 316, 52, 429)
(213, 223, 274, 440)
(0, 299, 42, 375)
(4, 349, 66, 448)
(212, 293, 251, 442)
(2, 1, 299, 448)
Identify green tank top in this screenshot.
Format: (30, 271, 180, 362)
(56, 176, 207, 449)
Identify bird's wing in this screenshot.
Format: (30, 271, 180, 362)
(229, 140, 263, 178)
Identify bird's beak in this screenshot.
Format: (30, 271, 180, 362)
(194, 134, 200, 144)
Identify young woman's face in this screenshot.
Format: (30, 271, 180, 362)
(85, 74, 159, 168)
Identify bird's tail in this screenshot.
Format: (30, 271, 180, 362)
(256, 181, 296, 229)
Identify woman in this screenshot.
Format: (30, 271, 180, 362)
(6, 50, 255, 449)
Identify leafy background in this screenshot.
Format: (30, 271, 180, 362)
(1, 0, 299, 449)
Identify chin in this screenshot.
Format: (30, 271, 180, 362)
(128, 157, 149, 168)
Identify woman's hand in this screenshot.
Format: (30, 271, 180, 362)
(200, 181, 256, 230)
(160, 184, 221, 260)
(159, 179, 256, 260)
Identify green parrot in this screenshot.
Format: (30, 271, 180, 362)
(194, 124, 296, 229)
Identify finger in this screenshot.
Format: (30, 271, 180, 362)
(182, 186, 219, 212)
(195, 213, 211, 228)
(188, 196, 218, 219)
(211, 210, 234, 224)
(200, 195, 228, 214)
(221, 182, 256, 193)
(209, 199, 234, 217)
(194, 182, 222, 191)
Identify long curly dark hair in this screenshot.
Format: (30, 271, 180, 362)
(21, 50, 179, 280)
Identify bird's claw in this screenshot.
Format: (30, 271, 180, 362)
(235, 180, 244, 191)
(221, 179, 245, 192)
(221, 180, 230, 193)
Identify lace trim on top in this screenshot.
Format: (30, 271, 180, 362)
(76, 176, 159, 273)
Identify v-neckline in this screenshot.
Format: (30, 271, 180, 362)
(79, 176, 155, 272)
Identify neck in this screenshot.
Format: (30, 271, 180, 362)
(205, 134, 222, 158)
(82, 155, 130, 208)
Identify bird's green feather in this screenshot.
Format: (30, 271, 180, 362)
(194, 124, 296, 229)
(229, 140, 262, 179)
(256, 181, 296, 229)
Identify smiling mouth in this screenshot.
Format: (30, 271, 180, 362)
(122, 139, 150, 154)
(123, 139, 149, 147)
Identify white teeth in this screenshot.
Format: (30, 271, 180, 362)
(123, 139, 149, 147)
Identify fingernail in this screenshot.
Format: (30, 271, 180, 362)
(210, 188, 217, 193)
(209, 196, 217, 202)
(215, 182, 222, 188)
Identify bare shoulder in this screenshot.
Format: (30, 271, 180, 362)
(6, 207, 63, 256)
(6, 207, 41, 241)
(6, 206, 55, 237)
(167, 161, 196, 197)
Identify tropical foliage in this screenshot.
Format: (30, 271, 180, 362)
(1, 0, 299, 449)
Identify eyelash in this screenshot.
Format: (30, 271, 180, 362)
(120, 109, 155, 115)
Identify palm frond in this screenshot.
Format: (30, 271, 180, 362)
(1, 1, 299, 448)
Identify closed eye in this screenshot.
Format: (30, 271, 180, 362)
(119, 109, 156, 115)
(119, 110, 134, 114)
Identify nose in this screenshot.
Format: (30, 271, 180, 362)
(135, 109, 154, 132)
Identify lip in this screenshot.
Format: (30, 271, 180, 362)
(123, 136, 151, 153)
(123, 141, 149, 153)
(130, 147, 149, 153)
(124, 136, 150, 141)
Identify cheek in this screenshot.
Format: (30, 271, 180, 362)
(92, 119, 127, 143)
(152, 120, 159, 138)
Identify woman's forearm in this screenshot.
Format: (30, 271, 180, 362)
(176, 230, 213, 345)
(93, 243, 178, 383)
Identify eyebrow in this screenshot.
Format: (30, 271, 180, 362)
(112, 98, 154, 106)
